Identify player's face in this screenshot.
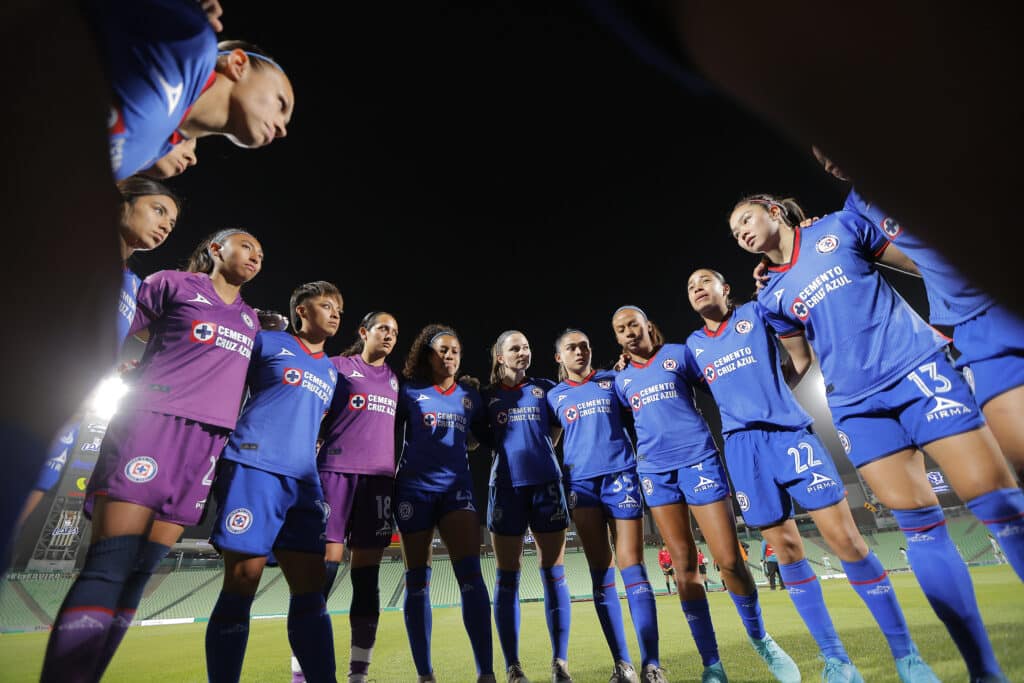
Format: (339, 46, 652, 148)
(812, 146, 849, 181)
(364, 315, 398, 357)
(227, 61, 294, 149)
(216, 233, 263, 284)
(730, 203, 778, 255)
(144, 138, 198, 179)
(121, 194, 177, 251)
(499, 333, 532, 372)
(300, 294, 343, 338)
(687, 269, 728, 314)
(429, 335, 461, 381)
(612, 309, 652, 356)
(556, 333, 591, 376)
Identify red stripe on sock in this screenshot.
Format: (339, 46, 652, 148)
(848, 572, 887, 586)
(785, 575, 818, 587)
(981, 511, 1024, 524)
(624, 581, 649, 589)
(898, 519, 947, 533)
(62, 606, 115, 616)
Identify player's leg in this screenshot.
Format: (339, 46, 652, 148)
(488, 484, 527, 679)
(613, 515, 661, 678)
(398, 523, 436, 681)
(277, 547, 336, 683)
(207, 550, 267, 683)
(530, 480, 572, 681)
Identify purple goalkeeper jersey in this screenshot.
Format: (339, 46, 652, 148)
(318, 355, 400, 477)
(127, 270, 259, 429)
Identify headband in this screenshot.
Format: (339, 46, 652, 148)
(217, 50, 286, 75)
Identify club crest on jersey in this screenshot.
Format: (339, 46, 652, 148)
(491, 506, 503, 523)
(531, 386, 545, 399)
(837, 430, 851, 455)
(564, 406, 579, 423)
(390, 377, 399, 391)
(226, 508, 253, 534)
(124, 456, 158, 483)
(703, 365, 717, 383)
(662, 358, 678, 371)
(815, 234, 840, 254)
(241, 312, 255, 329)
(422, 412, 437, 428)
(735, 320, 753, 334)
(598, 380, 612, 390)
(496, 410, 509, 425)
(790, 298, 810, 321)
(462, 397, 474, 411)
(191, 321, 217, 344)
(397, 501, 414, 521)
(283, 368, 303, 385)
(642, 477, 654, 496)
(736, 491, 751, 511)
(349, 393, 367, 410)
(630, 393, 642, 412)
(881, 217, 903, 239)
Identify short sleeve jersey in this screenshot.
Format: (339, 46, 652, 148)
(548, 370, 635, 482)
(757, 212, 947, 407)
(685, 301, 812, 434)
(318, 355, 400, 477)
(127, 270, 259, 428)
(483, 378, 560, 488)
(221, 332, 337, 484)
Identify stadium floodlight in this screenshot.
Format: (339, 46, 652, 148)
(90, 375, 129, 420)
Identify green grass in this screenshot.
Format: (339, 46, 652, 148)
(1, 566, 1021, 682)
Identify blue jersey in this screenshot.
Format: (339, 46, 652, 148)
(548, 370, 635, 482)
(484, 378, 560, 487)
(117, 268, 143, 351)
(84, 0, 217, 179)
(221, 332, 337, 484)
(396, 381, 486, 492)
(613, 344, 717, 472)
(686, 302, 812, 434)
(758, 212, 947, 408)
(844, 189, 992, 325)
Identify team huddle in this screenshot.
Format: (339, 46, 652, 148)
(6, 1, 1024, 683)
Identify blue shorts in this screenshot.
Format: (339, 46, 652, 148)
(488, 479, 569, 536)
(33, 420, 82, 492)
(724, 428, 846, 528)
(830, 351, 986, 467)
(210, 460, 328, 556)
(955, 304, 1024, 406)
(394, 478, 477, 534)
(566, 469, 644, 520)
(639, 451, 730, 508)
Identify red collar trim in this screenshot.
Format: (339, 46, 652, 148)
(565, 369, 597, 387)
(703, 309, 734, 337)
(293, 335, 325, 359)
(767, 228, 802, 273)
(434, 382, 457, 395)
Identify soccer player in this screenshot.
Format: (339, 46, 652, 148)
(685, 267, 938, 683)
(658, 544, 674, 595)
(205, 281, 342, 683)
(612, 306, 798, 683)
(696, 548, 709, 591)
(548, 329, 648, 683)
(731, 194, 1023, 682)
(40, 229, 263, 682)
(813, 148, 1024, 485)
(394, 324, 495, 683)
(761, 543, 782, 591)
(295, 311, 400, 683)
(483, 330, 572, 683)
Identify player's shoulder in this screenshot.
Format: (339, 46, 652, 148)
(528, 376, 557, 392)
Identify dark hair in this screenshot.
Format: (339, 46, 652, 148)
(553, 328, 589, 382)
(185, 228, 255, 274)
(341, 311, 397, 357)
(689, 267, 736, 310)
(613, 307, 665, 357)
(116, 175, 182, 216)
(289, 281, 342, 332)
(217, 40, 285, 74)
(403, 323, 461, 383)
(489, 329, 527, 386)
(733, 193, 807, 228)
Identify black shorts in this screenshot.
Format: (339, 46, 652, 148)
(698, 565, 707, 575)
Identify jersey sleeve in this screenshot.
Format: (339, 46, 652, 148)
(129, 271, 172, 335)
(675, 344, 703, 385)
(756, 299, 801, 338)
(468, 388, 493, 449)
(839, 209, 890, 258)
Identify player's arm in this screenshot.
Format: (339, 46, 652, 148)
(778, 333, 814, 388)
(876, 242, 921, 276)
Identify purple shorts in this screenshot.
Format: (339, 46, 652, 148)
(319, 471, 396, 549)
(85, 410, 228, 527)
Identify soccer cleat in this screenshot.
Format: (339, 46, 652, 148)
(642, 663, 669, 682)
(416, 675, 437, 682)
(749, 633, 801, 682)
(971, 675, 1010, 683)
(701, 662, 728, 683)
(551, 658, 573, 682)
(893, 646, 939, 683)
(478, 674, 498, 683)
(291, 655, 306, 683)
(821, 657, 864, 683)
(609, 660, 640, 683)
(507, 663, 531, 683)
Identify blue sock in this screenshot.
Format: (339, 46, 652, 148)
(205, 591, 254, 683)
(323, 560, 341, 602)
(591, 567, 630, 664)
(288, 591, 336, 682)
(403, 567, 433, 676)
(494, 568, 521, 668)
(681, 598, 720, 667)
(40, 534, 143, 683)
(453, 557, 494, 675)
(894, 506, 1002, 679)
(621, 564, 659, 667)
(967, 488, 1024, 582)
(779, 559, 848, 661)
(842, 553, 912, 659)
(540, 565, 571, 662)
(729, 588, 766, 640)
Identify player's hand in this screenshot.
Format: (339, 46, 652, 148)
(117, 359, 140, 375)
(255, 308, 288, 331)
(799, 216, 820, 228)
(752, 258, 770, 294)
(200, 0, 224, 32)
(613, 352, 630, 372)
